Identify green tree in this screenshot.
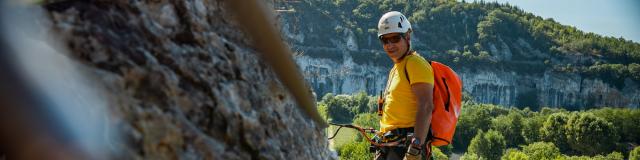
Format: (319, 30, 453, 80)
(321, 92, 376, 123)
(476, 10, 499, 42)
(565, 113, 619, 155)
(453, 104, 509, 152)
(521, 114, 545, 144)
(352, 113, 380, 129)
(491, 111, 525, 148)
(521, 142, 561, 160)
(460, 152, 486, 160)
(352, 113, 380, 142)
(590, 108, 640, 144)
(317, 102, 329, 120)
(562, 152, 624, 160)
(323, 93, 353, 123)
(540, 112, 570, 152)
(561, 155, 593, 160)
(630, 146, 640, 160)
(352, 91, 371, 114)
(501, 149, 529, 160)
(603, 152, 624, 160)
(338, 140, 374, 160)
(453, 112, 477, 152)
(468, 130, 507, 160)
(432, 146, 449, 160)
(453, 106, 491, 151)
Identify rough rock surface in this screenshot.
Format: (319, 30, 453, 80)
(44, 0, 331, 159)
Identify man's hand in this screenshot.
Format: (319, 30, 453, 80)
(403, 136, 423, 160)
(404, 152, 422, 160)
(404, 140, 422, 160)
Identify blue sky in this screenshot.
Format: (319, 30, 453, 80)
(483, 0, 640, 43)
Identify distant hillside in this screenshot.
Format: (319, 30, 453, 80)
(280, 0, 640, 89)
(272, 0, 640, 109)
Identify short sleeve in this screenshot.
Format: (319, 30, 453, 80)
(405, 56, 434, 85)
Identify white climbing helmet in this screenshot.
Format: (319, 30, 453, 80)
(377, 11, 412, 38)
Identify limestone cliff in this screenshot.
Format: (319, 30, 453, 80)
(294, 54, 640, 109)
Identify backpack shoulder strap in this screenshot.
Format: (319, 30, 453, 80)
(403, 57, 432, 84)
(404, 62, 410, 84)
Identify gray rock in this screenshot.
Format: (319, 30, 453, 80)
(44, 0, 331, 159)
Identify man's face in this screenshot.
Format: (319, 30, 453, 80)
(380, 33, 409, 62)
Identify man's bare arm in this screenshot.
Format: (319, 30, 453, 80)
(411, 82, 434, 147)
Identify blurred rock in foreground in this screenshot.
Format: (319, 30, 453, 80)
(41, 0, 331, 159)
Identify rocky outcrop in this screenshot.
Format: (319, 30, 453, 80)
(295, 54, 640, 109)
(296, 55, 388, 98)
(44, 0, 331, 159)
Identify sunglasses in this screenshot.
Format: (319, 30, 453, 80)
(379, 34, 405, 44)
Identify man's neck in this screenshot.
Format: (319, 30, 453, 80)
(392, 58, 402, 64)
(393, 50, 412, 64)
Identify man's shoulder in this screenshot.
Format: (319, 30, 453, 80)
(405, 53, 429, 66)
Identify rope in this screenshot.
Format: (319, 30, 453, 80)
(327, 123, 405, 147)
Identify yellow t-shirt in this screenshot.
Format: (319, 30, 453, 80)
(380, 52, 434, 133)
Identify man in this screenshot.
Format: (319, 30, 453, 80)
(376, 11, 435, 160)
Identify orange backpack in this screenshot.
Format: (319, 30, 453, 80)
(404, 60, 463, 146)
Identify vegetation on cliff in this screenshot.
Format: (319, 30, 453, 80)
(283, 0, 640, 89)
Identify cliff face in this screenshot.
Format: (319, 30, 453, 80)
(294, 52, 640, 109)
(284, 22, 640, 109)
(44, 0, 330, 159)
(296, 55, 388, 98)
